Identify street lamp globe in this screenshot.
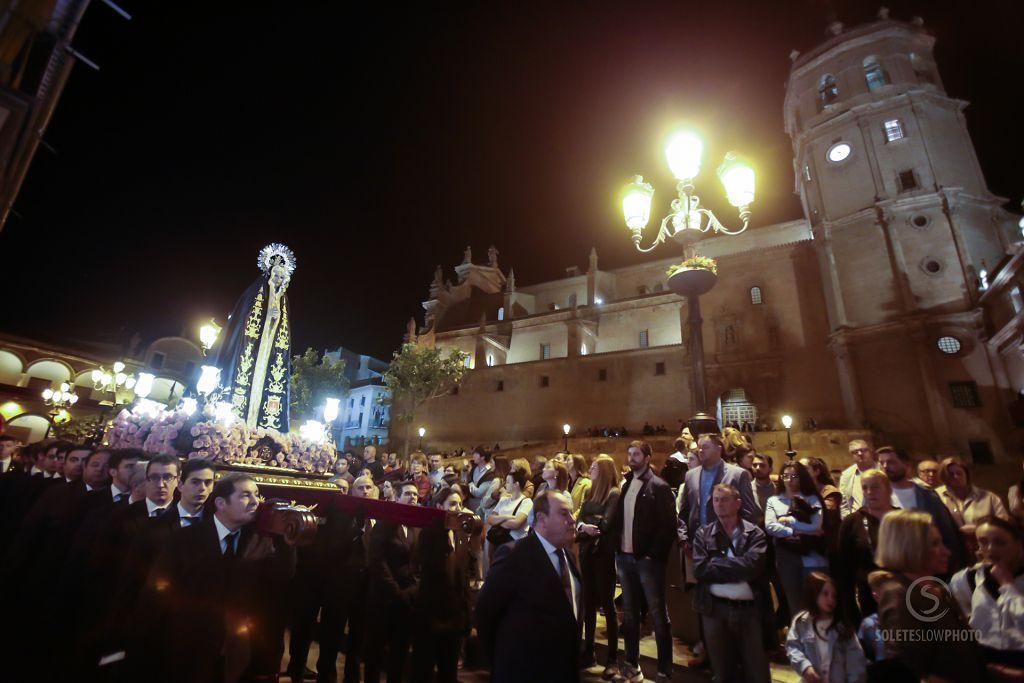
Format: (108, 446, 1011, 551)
(665, 130, 703, 181)
(781, 414, 793, 430)
(563, 423, 571, 436)
(623, 175, 654, 230)
(42, 388, 53, 400)
(324, 397, 340, 423)
(199, 320, 222, 351)
(113, 361, 125, 374)
(418, 427, 426, 438)
(91, 369, 103, 384)
(135, 372, 155, 399)
(717, 152, 756, 208)
(197, 365, 221, 396)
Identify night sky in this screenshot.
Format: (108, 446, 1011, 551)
(2, 0, 1021, 360)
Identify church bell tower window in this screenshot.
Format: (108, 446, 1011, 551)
(818, 74, 839, 110)
(884, 119, 904, 142)
(863, 56, 889, 91)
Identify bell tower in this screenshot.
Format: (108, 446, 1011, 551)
(784, 14, 1019, 456)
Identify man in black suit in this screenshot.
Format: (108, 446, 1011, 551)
(476, 490, 582, 683)
(0, 434, 21, 474)
(364, 480, 422, 683)
(174, 458, 214, 526)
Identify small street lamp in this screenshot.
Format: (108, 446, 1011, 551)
(199, 319, 222, 354)
(562, 423, 571, 452)
(781, 414, 794, 453)
(418, 426, 426, 451)
(622, 130, 755, 424)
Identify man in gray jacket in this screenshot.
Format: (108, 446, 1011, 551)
(678, 433, 759, 550)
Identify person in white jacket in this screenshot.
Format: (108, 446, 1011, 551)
(950, 516, 1024, 668)
(785, 571, 867, 683)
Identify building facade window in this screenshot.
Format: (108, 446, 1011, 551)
(497, 307, 504, 321)
(949, 381, 981, 408)
(936, 336, 962, 355)
(818, 74, 838, 109)
(655, 362, 666, 375)
(802, 164, 812, 182)
(496, 380, 504, 391)
(463, 356, 472, 369)
(639, 329, 649, 348)
(863, 56, 889, 90)
(883, 118, 904, 142)
(750, 286, 763, 305)
(580, 343, 588, 356)
(151, 352, 165, 370)
(1011, 286, 1023, 314)
(539, 375, 549, 388)
(486, 353, 494, 367)
(597, 368, 607, 381)
(897, 169, 919, 192)
(540, 343, 551, 360)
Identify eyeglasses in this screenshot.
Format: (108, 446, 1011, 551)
(781, 474, 799, 481)
(146, 473, 178, 484)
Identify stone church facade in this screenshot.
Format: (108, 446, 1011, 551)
(408, 17, 1023, 461)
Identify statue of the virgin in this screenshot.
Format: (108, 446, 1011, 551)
(207, 243, 295, 431)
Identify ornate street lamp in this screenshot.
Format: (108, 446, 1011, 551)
(622, 130, 756, 421)
(42, 382, 78, 437)
(199, 319, 222, 354)
(90, 361, 139, 406)
(562, 423, 571, 452)
(418, 426, 426, 451)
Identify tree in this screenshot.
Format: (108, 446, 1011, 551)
(383, 343, 468, 456)
(290, 347, 349, 426)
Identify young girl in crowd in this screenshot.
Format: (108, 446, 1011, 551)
(785, 572, 867, 683)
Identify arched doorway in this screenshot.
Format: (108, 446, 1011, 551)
(717, 388, 758, 429)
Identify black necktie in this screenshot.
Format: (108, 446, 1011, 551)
(151, 507, 167, 518)
(181, 516, 196, 527)
(114, 493, 127, 504)
(224, 531, 239, 558)
(557, 549, 573, 610)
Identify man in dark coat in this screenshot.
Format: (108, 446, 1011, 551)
(476, 490, 582, 683)
(144, 472, 294, 683)
(364, 480, 422, 683)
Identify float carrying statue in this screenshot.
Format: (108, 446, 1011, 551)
(208, 243, 295, 431)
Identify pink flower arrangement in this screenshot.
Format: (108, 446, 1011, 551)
(104, 404, 337, 474)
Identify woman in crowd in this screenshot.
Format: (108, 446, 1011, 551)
(721, 426, 750, 463)
(567, 454, 592, 515)
(536, 459, 569, 498)
(380, 479, 395, 502)
(870, 510, 984, 682)
(937, 457, 1010, 542)
(509, 458, 535, 498)
(576, 454, 621, 679)
(785, 571, 867, 683)
(766, 460, 829, 616)
(477, 458, 508, 526)
(951, 516, 1024, 673)
(485, 469, 532, 567)
(802, 457, 841, 507)
(834, 469, 894, 623)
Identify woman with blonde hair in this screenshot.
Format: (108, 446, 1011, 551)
(576, 454, 622, 678)
(870, 509, 983, 682)
(568, 453, 592, 515)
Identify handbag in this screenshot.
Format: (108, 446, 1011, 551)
(486, 498, 524, 546)
(776, 496, 826, 555)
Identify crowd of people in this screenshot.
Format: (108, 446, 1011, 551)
(1, 431, 1023, 682)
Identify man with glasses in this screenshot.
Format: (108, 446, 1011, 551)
(839, 440, 877, 518)
(97, 455, 183, 670)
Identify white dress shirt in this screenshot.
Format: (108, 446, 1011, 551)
(177, 502, 202, 527)
(145, 498, 172, 517)
(0, 457, 11, 473)
(111, 484, 129, 502)
(535, 530, 581, 621)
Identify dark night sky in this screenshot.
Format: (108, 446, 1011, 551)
(2, 0, 1022, 360)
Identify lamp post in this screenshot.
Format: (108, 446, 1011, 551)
(418, 426, 426, 451)
(781, 414, 794, 458)
(622, 130, 755, 423)
(562, 423, 571, 452)
(42, 382, 78, 437)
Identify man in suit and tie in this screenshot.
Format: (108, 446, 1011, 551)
(364, 480, 422, 683)
(476, 490, 582, 683)
(0, 434, 22, 474)
(175, 458, 214, 527)
(147, 472, 293, 683)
